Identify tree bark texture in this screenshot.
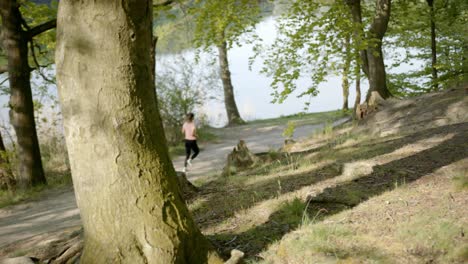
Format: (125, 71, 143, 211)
(0, 131, 15, 190)
(427, 0, 438, 91)
(0, 0, 46, 189)
(217, 39, 244, 126)
(55, 1, 222, 263)
(366, 0, 392, 100)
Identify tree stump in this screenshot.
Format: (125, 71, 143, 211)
(176, 171, 198, 200)
(223, 140, 258, 176)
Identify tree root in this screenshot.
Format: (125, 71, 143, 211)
(225, 249, 244, 264)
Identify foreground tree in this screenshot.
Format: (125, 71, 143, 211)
(0, 0, 56, 188)
(56, 0, 223, 263)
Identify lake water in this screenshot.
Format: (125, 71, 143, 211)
(158, 16, 368, 127)
(0, 16, 367, 131)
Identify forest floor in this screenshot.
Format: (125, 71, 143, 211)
(0, 87, 467, 263)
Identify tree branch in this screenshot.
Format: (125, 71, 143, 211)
(28, 19, 56, 38)
(29, 40, 54, 83)
(0, 77, 9, 86)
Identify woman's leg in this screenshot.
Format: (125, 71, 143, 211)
(190, 141, 200, 160)
(184, 140, 191, 167)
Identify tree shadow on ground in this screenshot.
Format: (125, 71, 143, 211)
(205, 122, 468, 259)
(193, 122, 468, 228)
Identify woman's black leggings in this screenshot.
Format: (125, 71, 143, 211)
(184, 140, 199, 166)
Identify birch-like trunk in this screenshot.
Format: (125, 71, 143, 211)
(217, 38, 244, 126)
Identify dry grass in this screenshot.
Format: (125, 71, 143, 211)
(257, 158, 468, 264)
(186, 120, 468, 262)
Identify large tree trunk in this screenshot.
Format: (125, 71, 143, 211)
(366, 0, 392, 100)
(217, 38, 244, 126)
(0, 0, 46, 189)
(0, 131, 15, 190)
(427, 0, 438, 91)
(55, 1, 222, 263)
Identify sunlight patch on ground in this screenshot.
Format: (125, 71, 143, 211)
(243, 160, 335, 186)
(202, 133, 456, 239)
(307, 133, 456, 196)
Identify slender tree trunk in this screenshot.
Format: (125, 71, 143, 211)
(217, 38, 244, 126)
(344, 0, 369, 77)
(0, 0, 46, 189)
(463, 41, 468, 82)
(342, 80, 349, 111)
(353, 46, 362, 120)
(342, 34, 351, 111)
(427, 0, 438, 91)
(366, 0, 392, 100)
(0, 131, 15, 190)
(354, 73, 361, 109)
(56, 1, 222, 263)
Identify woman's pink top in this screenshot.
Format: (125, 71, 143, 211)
(182, 122, 197, 140)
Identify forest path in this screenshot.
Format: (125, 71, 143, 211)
(174, 118, 349, 179)
(0, 117, 347, 249)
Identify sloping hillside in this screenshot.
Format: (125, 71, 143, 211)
(255, 87, 468, 263)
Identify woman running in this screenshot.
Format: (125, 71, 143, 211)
(181, 113, 199, 173)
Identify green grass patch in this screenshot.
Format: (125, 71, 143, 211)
(0, 186, 47, 208)
(246, 110, 348, 127)
(452, 172, 468, 191)
(168, 144, 186, 158)
(0, 171, 72, 208)
(397, 215, 467, 263)
(197, 126, 219, 143)
(261, 223, 389, 263)
(274, 198, 307, 225)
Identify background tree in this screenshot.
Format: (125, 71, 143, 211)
(386, 0, 467, 95)
(258, 1, 360, 109)
(342, 33, 352, 111)
(259, 0, 393, 107)
(364, 0, 392, 99)
(192, 0, 264, 126)
(55, 0, 223, 262)
(0, 0, 56, 189)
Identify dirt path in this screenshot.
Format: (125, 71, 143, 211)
(175, 118, 349, 179)
(0, 118, 347, 249)
(0, 188, 80, 249)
